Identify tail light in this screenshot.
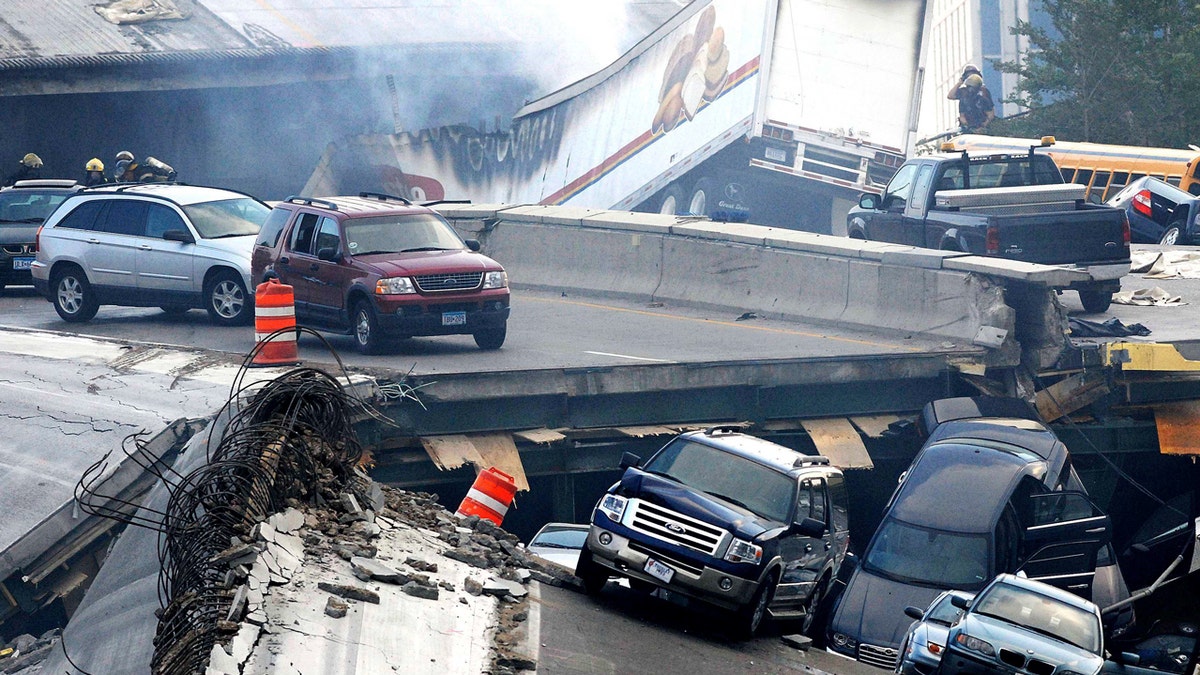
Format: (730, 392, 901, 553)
(1122, 212, 1131, 246)
(1132, 189, 1153, 217)
(985, 226, 1000, 254)
(34, 225, 43, 252)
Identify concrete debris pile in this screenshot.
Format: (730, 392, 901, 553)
(0, 629, 59, 674)
(198, 478, 573, 674)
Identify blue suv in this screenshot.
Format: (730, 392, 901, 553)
(576, 425, 850, 638)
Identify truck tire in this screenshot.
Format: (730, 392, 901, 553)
(1160, 223, 1183, 246)
(575, 547, 609, 595)
(473, 322, 507, 350)
(731, 570, 778, 640)
(657, 184, 687, 216)
(1078, 289, 1114, 314)
(687, 177, 715, 217)
(353, 299, 384, 354)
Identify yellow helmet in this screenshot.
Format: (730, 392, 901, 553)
(86, 158, 104, 172)
(22, 153, 42, 168)
(115, 151, 134, 162)
(965, 73, 984, 89)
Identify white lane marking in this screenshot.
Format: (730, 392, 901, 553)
(584, 351, 674, 363)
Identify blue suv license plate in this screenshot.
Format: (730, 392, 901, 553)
(644, 557, 674, 584)
(12, 257, 32, 271)
(441, 311, 467, 326)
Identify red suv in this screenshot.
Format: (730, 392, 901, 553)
(250, 193, 510, 353)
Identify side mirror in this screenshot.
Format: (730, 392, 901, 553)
(619, 452, 641, 470)
(950, 594, 970, 610)
(792, 516, 827, 538)
(1115, 652, 1141, 666)
(465, 239, 482, 252)
(859, 193, 878, 210)
(904, 606, 925, 621)
(317, 247, 342, 262)
(162, 229, 195, 244)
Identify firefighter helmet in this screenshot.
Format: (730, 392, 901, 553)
(21, 153, 42, 168)
(86, 158, 104, 172)
(115, 151, 135, 162)
(964, 73, 984, 89)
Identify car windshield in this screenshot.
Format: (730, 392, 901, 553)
(643, 438, 796, 522)
(182, 198, 269, 238)
(532, 527, 588, 549)
(863, 518, 989, 589)
(343, 213, 465, 256)
(0, 191, 73, 226)
(973, 581, 1100, 654)
(927, 594, 967, 625)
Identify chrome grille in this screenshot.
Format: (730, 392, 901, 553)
(2, 244, 33, 255)
(627, 541, 703, 576)
(414, 272, 482, 292)
(627, 500, 725, 556)
(858, 643, 899, 669)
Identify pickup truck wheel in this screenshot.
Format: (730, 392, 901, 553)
(52, 266, 99, 323)
(473, 323, 507, 350)
(1160, 224, 1183, 246)
(575, 547, 609, 595)
(206, 271, 250, 326)
(1078, 289, 1114, 314)
(732, 571, 778, 640)
(353, 300, 384, 355)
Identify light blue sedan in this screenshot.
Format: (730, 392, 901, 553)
(896, 589, 972, 675)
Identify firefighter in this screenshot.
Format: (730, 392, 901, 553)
(947, 65, 995, 132)
(113, 150, 137, 182)
(83, 158, 108, 186)
(4, 153, 43, 186)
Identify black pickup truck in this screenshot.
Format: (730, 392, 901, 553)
(846, 141, 1131, 313)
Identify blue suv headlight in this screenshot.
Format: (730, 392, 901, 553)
(724, 538, 763, 564)
(598, 494, 628, 524)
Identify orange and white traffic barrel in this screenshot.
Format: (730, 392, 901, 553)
(250, 278, 300, 367)
(456, 467, 518, 526)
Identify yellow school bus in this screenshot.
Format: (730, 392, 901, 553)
(946, 134, 1200, 202)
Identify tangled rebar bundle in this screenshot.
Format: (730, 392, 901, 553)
(76, 331, 400, 674)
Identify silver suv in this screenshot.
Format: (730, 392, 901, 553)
(31, 184, 270, 325)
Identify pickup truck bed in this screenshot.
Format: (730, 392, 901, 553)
(846, 149, 1130, 313)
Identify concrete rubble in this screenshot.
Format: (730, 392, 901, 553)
(181, 480, 576, 675)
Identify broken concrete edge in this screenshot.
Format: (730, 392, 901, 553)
(0, 417, 207, 585)
(195, 479, 570, 674)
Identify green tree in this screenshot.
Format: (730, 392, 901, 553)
(991, 0, 1200, 148)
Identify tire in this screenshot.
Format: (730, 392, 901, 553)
(574, 547, 609, 596)
(205, 271, 250, 326)
(353, 299, 384, 355)
(657, 184, 687, 216)
(52, 266, 99, 323)
(1078, 288, 1113, 314)
(732, 571, 778, 640)
(1160, 223, 1183, 246)
(800, 577, 830, 638)
(687, 177, 715, 217)
(473, 322, 507, 350)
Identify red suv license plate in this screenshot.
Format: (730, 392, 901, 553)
(442, 311, 467, 326)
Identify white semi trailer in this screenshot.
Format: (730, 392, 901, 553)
(304, 0, 929, 234)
